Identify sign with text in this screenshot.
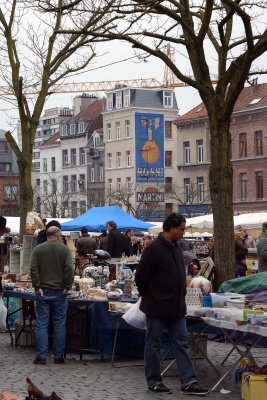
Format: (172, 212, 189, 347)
(136, 192, 165, 203)
(135, 112, 164, 183)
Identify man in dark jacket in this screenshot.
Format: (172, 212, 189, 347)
(106, 220, 124, 258)
(124, 228, 134, 257)
(76, 227, 97, 255)
(135, 213, 208, 396)
(234, 251, 247, 277)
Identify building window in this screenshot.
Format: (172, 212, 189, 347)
(240, 173, 247, 200)
(63, 176, 68, 194)
(239, 133, 247, 158)
(71, 201, 78, 218)
(107, 179, 112, 189)
(43, 158, 47, 172)
(62, 125, 68, 136)
(99, 164, 104, 181)
(51, 179, 57, 195)
(36, 197, 41, 213)
(165, 151, 172, 167)
(184, 141, 190, 164)
(62, 150, 68, 166)
(78, 122, 85, 133)
(107, 153, 112, 169)
(165, 203, 173, 215)
(255, 171, 263, 199)
(51, 157, 56, 172)
(79, 174, 85, 192)
(116, 152, 121, 168)
(36, 178, 40, 186)
(71, 149, 76, 166)
(43, 180, 48, 195)
(165, 177, 173, 192)
(197, 177, 205, 202)
(91, 167, 95, 182)
(79, 148, 85, 165)
(3, 185, 17, 200)
(196, 139, 204, 163)
(125, 120, 130, 138)
(80, 201, 86, 214)
(117, 178, 121, 190)
(107, 123, 112, 141)
(124, 89, 130, 107)
(0, 163, 11, 172)
(126, 150, 131, 167)
(184, 178, 190, 203)
(70, 123, 76, 134)
(33, 151, 40, 159)
(70, 175, 77, 193)
(126, 177, 131, 188)
(116, 122, 121, 140)
(163, 90, 173, 107)
(254, 131, 263, 156)
(116, 91, 122, 109)
(165, 121, 172, 139)
(106, 93, 113, 110)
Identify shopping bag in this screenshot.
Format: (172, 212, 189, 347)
(0, 297, 7, 330)
(122, 298, 146, 330)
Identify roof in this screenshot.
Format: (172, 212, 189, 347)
(177, 82, 267, 123)
(0, 129, 6, 139)
(40, 132, 60, 147)
(72, 99, 104, 121)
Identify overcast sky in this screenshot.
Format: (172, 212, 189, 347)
(0, 39, 266, 133)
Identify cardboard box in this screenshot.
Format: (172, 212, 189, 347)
(241, 374, 267, 400)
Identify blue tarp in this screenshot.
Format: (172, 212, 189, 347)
(60, 205, 155, 232)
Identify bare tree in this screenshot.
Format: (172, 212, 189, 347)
(165, 178, 211, 218)
(106, 183, 164, 221)
(0, 0, 116, 240)
(54, 0, 267, 286)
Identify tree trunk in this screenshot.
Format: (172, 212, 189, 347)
(18, 155, 33, 243)
(209, 113, 235, 290)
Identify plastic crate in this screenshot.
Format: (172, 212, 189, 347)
(241, 374, 267, 400)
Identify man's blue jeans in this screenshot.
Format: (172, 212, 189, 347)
(145, 316, 197, 386)
(35, 288, 68, 359)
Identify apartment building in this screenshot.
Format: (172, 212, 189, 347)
(103, 87, 179, 221)
(0, 130, 19, 216)
(175, 81, 267, 215)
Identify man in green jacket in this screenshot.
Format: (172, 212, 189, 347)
(30, 226, 74, 365)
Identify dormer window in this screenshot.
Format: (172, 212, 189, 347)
(124, 89, 130, 107)
(78, 122, 85, 133)
(116, 91, 122, 109)
(107, 93, 113, 110)
(163, 90, 173, 108)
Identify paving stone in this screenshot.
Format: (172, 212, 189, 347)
(1, 332, 267, 399)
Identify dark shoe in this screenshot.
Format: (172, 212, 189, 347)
(54, 357, 65, 364)
(148, 382, 172, 394)
(33, 357, 46, 365)
(181, 382, 209, 395)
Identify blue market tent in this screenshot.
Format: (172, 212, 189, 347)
(60, 205, 155, 232)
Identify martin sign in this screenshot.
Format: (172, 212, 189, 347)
(136, 192, 165, 203)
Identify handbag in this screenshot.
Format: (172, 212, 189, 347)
(122, 297, 146, 330)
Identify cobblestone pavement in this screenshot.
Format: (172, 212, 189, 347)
(1, 332, 266, 400)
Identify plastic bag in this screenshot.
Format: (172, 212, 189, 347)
(0, 297, 7, 330)
(122, 298, 146, 329)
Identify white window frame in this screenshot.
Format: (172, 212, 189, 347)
(43, 158, 47, 172)
(184, 142, 190, 164)
(70, 123, 76, 134)
(91, 167, 95, 182)
(99, 164, 104, 181)
(184, 178, 190, 203)
(62, 150, 68, 166)
(62, 125, 68, 136)
(163, 90, 173, 108)
(71, 149, 77, 165)
(124, 89, 130, 107)
(126, 151, 131, 167)
(197, 139, 204, 163)
(106, 93, 113, 110)
(3, 185, 17, 200)
(116, 152, 121, 168)
(116, 91, 122, 109)
(125, 120, 130, 138)
(117, 178, 122, 190)
(78, 121, 85, 133)
(126, 177, 131, 188)
(108, 179, 112, 189)
(116, 122, 121, 140)
(197, 177, 205, 202)
(107, 123, 112, 141)
(107, 153, 112, 169)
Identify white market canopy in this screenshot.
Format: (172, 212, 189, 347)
(186, 212, 267, 230)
